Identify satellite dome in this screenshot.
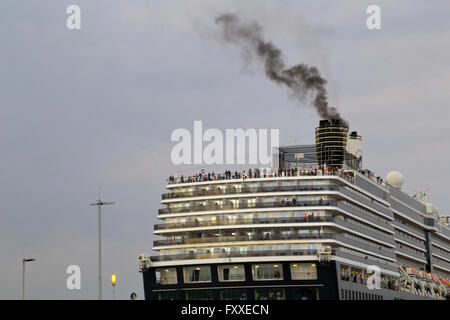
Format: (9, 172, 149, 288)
(386, 171, 404, 189)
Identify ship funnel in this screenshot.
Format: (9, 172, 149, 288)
(315, 119, 349, 168)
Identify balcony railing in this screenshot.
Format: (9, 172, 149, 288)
(153, 233, 337, 247)
(150, 249, 323, 262)
(167, 169, 356, 185)
(337, 187, 393, 218)
(334, 249, 399, 271)
(394, 232, 426, 250)
(158, 200, 338, 215)
(153, 231, 395, 260)
(391, 220, 425, 239)
(162, 185, 339, 200)
(150, 246, 399, 270)
(432, 258, 450, 272)
(430, 236, 450, 252)
(395, 245, 427, 262)
(154, 215, 335, 231)
(154, 216, 395, 245)
(337, 201, 393, 229)
(162, 184, 394, 226)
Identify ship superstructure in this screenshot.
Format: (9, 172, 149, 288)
(139, 120, 450, 300)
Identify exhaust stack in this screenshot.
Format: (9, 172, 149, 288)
(315, 119, 349, 168)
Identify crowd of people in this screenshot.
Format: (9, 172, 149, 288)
(167, 165, 356, 185)
(280, 197, 324, 206)
(340, 268, 398, 290)
(359, 169, 384, 185)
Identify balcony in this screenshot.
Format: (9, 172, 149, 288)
(336, 202, 393, 231)
(162, 185, 339, 200)
(337, 187, 393, 219)
(395, 245, 427, 263)
(332, 234, 396, 260)
(154, 215, 336, 231)
(391, 220, 425, 239)
(158, 200, 338, 215)
(430, 236, 450, 252)
(334, 218, 395, 247)
(162, 184, 393, 221)
(391, 200, 425, 225)
(153, 232, 337, 247)
(150, 249, 322, 262)
(432, 257, 450, 272)
(149, 248, 399, 272)
(154, 216, 395, 248)
(167, 168, 356, 186)
(393, 232, 426, 251)
(153, 232, 395, 260)
(334, 249, 399, 272)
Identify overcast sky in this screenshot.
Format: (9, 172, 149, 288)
(0, 0, 449, 299)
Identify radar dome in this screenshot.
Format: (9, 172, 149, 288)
(386, 171, 403, 189)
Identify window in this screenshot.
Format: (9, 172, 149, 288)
(185, 290, 214, 300)
(274, 244, 289, 252)
(279, 213, 290, 223)
(252, 264, 283, 280)
(218, 265, 245, 282)
(299, 229, 309, 236)
(183, 266, 211, 283)
(220, 289, 248, 300)
(351, 267, 364, 284)
(157, 291, 177, 300)
(290, 263, 317, 280)
(290, 287, 318, 300)
(340, 264, 350, 281)
(156, 268, 177, 285)
(263, 231, 272, 239)
(254, 288, 285, 300)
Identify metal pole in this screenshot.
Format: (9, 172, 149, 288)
(22, 260, 25, 300)
(91, 195, 114, 301)
(22, 258, 35, 300)
(98, 204, 102, 300)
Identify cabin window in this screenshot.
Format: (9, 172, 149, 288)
(183, 266, 211, 283)
(155, 268, 177, 285)
(252, 264, 283, 280)
(218, 265, 245, 282)
(290, 263, 317, 280)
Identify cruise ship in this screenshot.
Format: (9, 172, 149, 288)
(138, 119, 450, 300)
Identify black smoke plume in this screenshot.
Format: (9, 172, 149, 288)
(215, 13, 347, 126)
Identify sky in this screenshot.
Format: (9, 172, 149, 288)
(0, 0, 449, 299)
